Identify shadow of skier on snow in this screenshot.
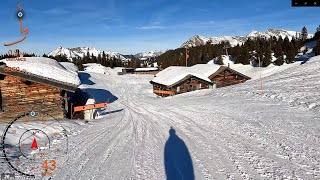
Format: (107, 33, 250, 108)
(164, 127, 195, 180)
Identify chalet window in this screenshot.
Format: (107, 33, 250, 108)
(177, 86, 180, 93)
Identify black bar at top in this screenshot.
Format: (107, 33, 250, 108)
(292, 0, 320, 6)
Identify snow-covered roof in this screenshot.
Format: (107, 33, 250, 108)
(188, 64, 222, 78)
(0, 57, 81, 87)
(151, 66, 212, 86)
(60, 62, 79, 74)
(135, 67, 159, 72)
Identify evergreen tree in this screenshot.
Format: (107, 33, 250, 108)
(263, 44, 272, 67)
(101, 51, 107, 66)
(236, 45, 250, 65)
(313, 40, 320, 56)
(301, 26, 308, 41)
(286, 48, 296, 64)
(91, 53, 97, 63)
(316, 25, 320, 33)
(274, 53, 284, 66)
(97, 54, 102, 64)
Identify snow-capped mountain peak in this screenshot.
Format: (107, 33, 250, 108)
(181, 29, 314, 48)
(48, 47, 127, 62)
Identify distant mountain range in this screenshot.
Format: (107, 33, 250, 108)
(48, 47, 128, 62)
(48, 47, 164, 62)
(48, 29, 314, 62)
(181, 29, 314, 48)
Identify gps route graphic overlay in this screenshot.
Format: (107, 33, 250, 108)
(4, 2, 29, 47)
(2, 112, 68, 178)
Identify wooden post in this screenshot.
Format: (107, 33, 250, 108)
(70, 102, 73, 119)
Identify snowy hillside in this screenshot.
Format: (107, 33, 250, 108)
(295, 37, 319, 62)
(181, 29, 314, 48)
(48, 46, 128, 62)
(207, 55, 300, 80)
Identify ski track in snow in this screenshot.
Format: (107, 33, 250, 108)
(2, 60, 320, 179)
(53, 61, 320, 180)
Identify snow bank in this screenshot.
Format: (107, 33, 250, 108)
(83, 63, 111, 75)
(307, 55, 320, 63)
(208, 55, 235, 66)
(83, 63, 124, 75)
(0, 57, 81, 86)
(135, 67, 158, 72)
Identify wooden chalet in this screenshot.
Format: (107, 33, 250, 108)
(0, 58, 80, 123)
(150, 64, 251, 96)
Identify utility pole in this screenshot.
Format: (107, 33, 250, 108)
(223, 44, 231, 58)
(259, 57, 263, 95)
(185, 47, 188, 67)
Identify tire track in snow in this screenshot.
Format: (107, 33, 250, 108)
(54, 108, 128, 179)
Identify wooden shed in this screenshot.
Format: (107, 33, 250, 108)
(150, 64, 251, 96)
(0, 57, 80, 122)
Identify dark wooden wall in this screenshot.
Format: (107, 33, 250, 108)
(0, 76, 67, 123)
(152, 76, 211, 96)
(210, 69, 248, 88)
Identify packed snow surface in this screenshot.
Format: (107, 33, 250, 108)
(0, 57, 81, 86)
(135, 67, 158, 72)
(1, 58, 320, 179)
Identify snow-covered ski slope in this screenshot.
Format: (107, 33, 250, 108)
(52, 59, 320, 180)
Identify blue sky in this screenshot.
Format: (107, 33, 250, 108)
(0, 0, 319, 55)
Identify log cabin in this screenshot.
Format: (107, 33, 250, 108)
(0, 57, 80, 123)
(150, 64, 251, 96)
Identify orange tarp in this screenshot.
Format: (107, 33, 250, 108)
(74, 102, 109, 112)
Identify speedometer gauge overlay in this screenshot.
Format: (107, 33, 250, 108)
(1, 112, 68, 178)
